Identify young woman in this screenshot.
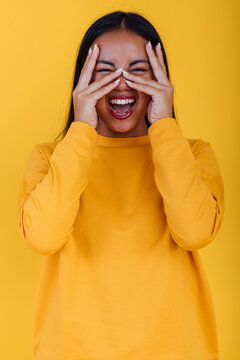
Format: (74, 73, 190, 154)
(17, 11, 225, 360)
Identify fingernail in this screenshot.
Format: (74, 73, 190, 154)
(114, 78, 120, 84)
(122, 69, 129, 75)
(93, 44, 98, 52)
(88, 47, 92, 55)
(148, 41, 152, 48)
(116, 67, 123, 73)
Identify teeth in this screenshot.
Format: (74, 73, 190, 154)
(109, 98, 135, 105)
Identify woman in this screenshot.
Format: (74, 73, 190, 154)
(17, 10, 225, 360)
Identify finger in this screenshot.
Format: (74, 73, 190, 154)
(155, 43, 167, 76)
(125, 80, 165, 96)
(74, 68, 122, 95)
(81, 46, 93, 74)
(122, 70, 162, 89)
(74, 47, 93, 93)
(145, 42, 169, 85)
(83, 68, 123, 95)
(77, 44, 100, 90)
(91, 78, 121, 102)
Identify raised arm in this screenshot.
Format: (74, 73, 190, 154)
(17, 41, 128, 256)
(148, 117, 225, 251)
(17, 121, 98, 255)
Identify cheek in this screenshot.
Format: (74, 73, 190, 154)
(89, 73, 107, 108)
(95, 96, 108, 114)
(89, 70, 103, 84)
(89, 71, 96, 84)
(138, 92, 151, 107)
(136, 73, 153, 105)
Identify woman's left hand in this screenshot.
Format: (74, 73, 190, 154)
(122, 41, 174, 125)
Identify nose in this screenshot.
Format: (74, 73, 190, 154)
(115, 71, 130, 90)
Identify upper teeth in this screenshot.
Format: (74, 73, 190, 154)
(109, 99, 135, 105)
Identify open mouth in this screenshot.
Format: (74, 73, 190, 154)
(107, 97, 136, 119)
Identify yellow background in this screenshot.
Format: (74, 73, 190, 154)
(1, 1, 239, 359)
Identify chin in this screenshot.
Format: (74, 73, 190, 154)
(107, 117, 138, 133)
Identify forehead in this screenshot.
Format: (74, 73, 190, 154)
(92, 30, 148, 60)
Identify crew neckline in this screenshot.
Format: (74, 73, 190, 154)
(96, 133, 150, 147)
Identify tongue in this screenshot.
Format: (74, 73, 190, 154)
(111, 103, 132, 114)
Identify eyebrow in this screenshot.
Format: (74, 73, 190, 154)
(96, 59, 150, 67)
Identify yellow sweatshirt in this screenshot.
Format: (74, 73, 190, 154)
(17, 117, 224, 360)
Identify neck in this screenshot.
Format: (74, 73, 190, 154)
(96, 117, 149, 138)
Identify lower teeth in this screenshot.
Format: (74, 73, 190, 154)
(110, 103, 135, 115)
(115, 111, 129, 115)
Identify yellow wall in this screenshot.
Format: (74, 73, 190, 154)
(2, 0, 239, 359)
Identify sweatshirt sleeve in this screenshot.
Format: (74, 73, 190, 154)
(17, 121, 98, 255)
(148, 117, 225, 251)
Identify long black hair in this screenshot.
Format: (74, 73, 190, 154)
(54, 11, 177, 141)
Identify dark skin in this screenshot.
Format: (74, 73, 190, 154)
(89, 29, 174, 138)
(90, 30, 156, 138)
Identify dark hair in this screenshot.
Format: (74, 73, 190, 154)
(53, 10, 177, 141)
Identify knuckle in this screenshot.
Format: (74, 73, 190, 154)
(73, 89, 82, 99)
(76, 90, 84, 98)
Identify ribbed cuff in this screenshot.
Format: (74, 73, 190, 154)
(148, 118, 186, 148)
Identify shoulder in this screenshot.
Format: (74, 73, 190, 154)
(35, 137, 213, 164)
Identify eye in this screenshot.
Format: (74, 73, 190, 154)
(96, 69, 112, 72)
(96, 68, 147, 72)
(131, 68, 147, 72)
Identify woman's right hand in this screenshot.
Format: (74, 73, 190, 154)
(72, 44, 123, 129)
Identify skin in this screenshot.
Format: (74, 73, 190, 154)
(88, 29, 174, 138)
(90, 30, 155, 137)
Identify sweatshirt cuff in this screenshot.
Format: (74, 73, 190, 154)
(148, 117, 186, 148)
(60, 121, 98, 153)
